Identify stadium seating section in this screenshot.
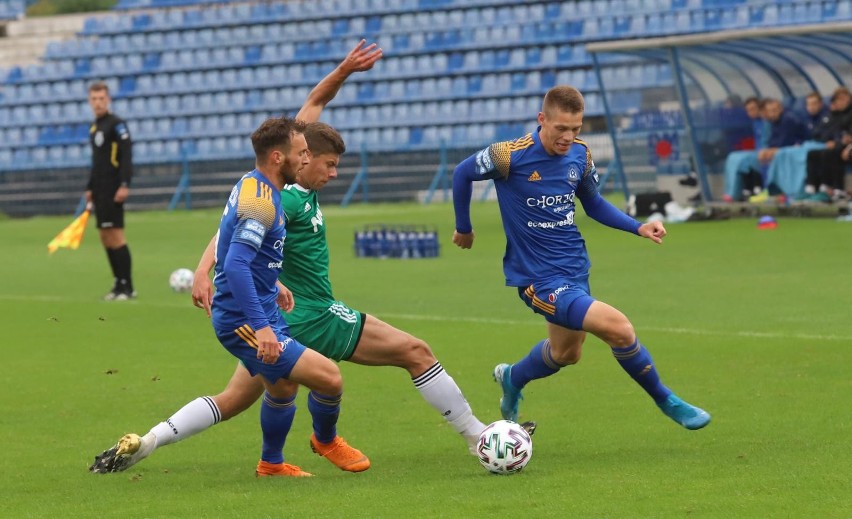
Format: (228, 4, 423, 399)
(0, 0, 849, 171)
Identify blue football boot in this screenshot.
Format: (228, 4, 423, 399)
(493, 363, 524, 422)
(657, 394, 711, 430)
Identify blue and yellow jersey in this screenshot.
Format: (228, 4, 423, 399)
(467, 128, 600, 287)
(212, 170, 286, 329)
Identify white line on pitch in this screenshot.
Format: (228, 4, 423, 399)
(5, 294, 849, 342)
(375, 312, 852, 342)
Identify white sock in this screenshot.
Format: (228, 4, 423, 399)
(148, 396, 221, 448)
(413, 362, 486, 437)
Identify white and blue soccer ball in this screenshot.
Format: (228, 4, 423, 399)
(168, 268, 194, 293)
(476, 420, 533, 475)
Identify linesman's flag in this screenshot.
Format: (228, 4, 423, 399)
(48, 209, 90, 254)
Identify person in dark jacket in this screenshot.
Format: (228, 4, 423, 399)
(804, 87, 852, 202)
(85, 81, 135, 300)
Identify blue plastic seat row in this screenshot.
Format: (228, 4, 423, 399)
(0, 101, 90, 127)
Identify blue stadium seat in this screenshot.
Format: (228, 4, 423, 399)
(65, 144, 83, 163)
(137, 118, 156, 137)
(131, 141, 148, 161)
(3, 127, 22, 146)
(170, 117, 187, 137)
(148, 140, 164, 159)
(164, 139, 179, 158)
(0, 107, 8, 126)
(136, 75, 155, 94)
(346, 106, 362, 126)
(47, 145, 64, 165)
(31, 146, 49, 165)
(12, 148, 30, 165)
(0, 148, 12, 167)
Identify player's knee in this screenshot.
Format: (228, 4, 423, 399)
(553, 348, 582, 366)
(606, 320, 636, 347)
(549, 341, 583, 366)
(313, 366, 343, 395)
(404, 337, 437, 374)
(264, 378, 300, 401)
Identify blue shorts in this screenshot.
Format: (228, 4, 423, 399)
(214, 317, 307, 384)
(517, 276, 595, 331)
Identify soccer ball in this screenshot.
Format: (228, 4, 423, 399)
(476, 420, 533, 475)
(169, 268, 194, 293)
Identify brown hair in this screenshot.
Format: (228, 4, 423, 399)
(88, 81, 109, 94)
(542, 86, 585, 116)
(304, 122, 346, 156)
(250, 116, 306, 159)
(831, 86, 850, 101)
(805, 91, 822, 102)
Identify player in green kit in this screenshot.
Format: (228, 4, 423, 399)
(89, 41, 518, 476)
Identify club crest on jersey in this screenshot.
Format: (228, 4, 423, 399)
(528, 171, 541, 182)
(94, 131, 104, 147)
(568, 167, 579, 181)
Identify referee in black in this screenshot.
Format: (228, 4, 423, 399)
(85, 81, 135, 301)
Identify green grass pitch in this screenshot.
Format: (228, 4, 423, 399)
(1, 201, 850, 518)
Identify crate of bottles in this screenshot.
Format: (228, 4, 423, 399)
(354, 224, 439, 259)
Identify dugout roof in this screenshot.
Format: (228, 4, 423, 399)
(587, 22, 852, 201)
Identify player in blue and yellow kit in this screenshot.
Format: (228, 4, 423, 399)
(211, 116, 368, 477)
(453, 86, 710, 431)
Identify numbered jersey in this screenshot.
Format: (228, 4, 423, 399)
(279, 183, 333, 309)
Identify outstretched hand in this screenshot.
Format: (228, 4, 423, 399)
(638, 221, 666, 244)
(340, 39, 383, 74)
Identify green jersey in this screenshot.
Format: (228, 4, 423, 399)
(279, 184, 334, 309)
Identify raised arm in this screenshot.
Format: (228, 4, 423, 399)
(295, 39, 383, 124)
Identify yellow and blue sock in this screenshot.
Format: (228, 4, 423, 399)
(308, 391, 341, 444)
(260, 392, 296, 464)
(612, 339, 672, 403)
(510, 339, 565, 389)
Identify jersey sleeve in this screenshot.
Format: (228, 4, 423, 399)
(114, 119, 133, 186)
(474, 141, 513, 180)
(233, 177, 277, 251)
(453, 138, 520, 233)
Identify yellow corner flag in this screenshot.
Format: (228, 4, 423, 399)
(48, 209, 91, 254)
